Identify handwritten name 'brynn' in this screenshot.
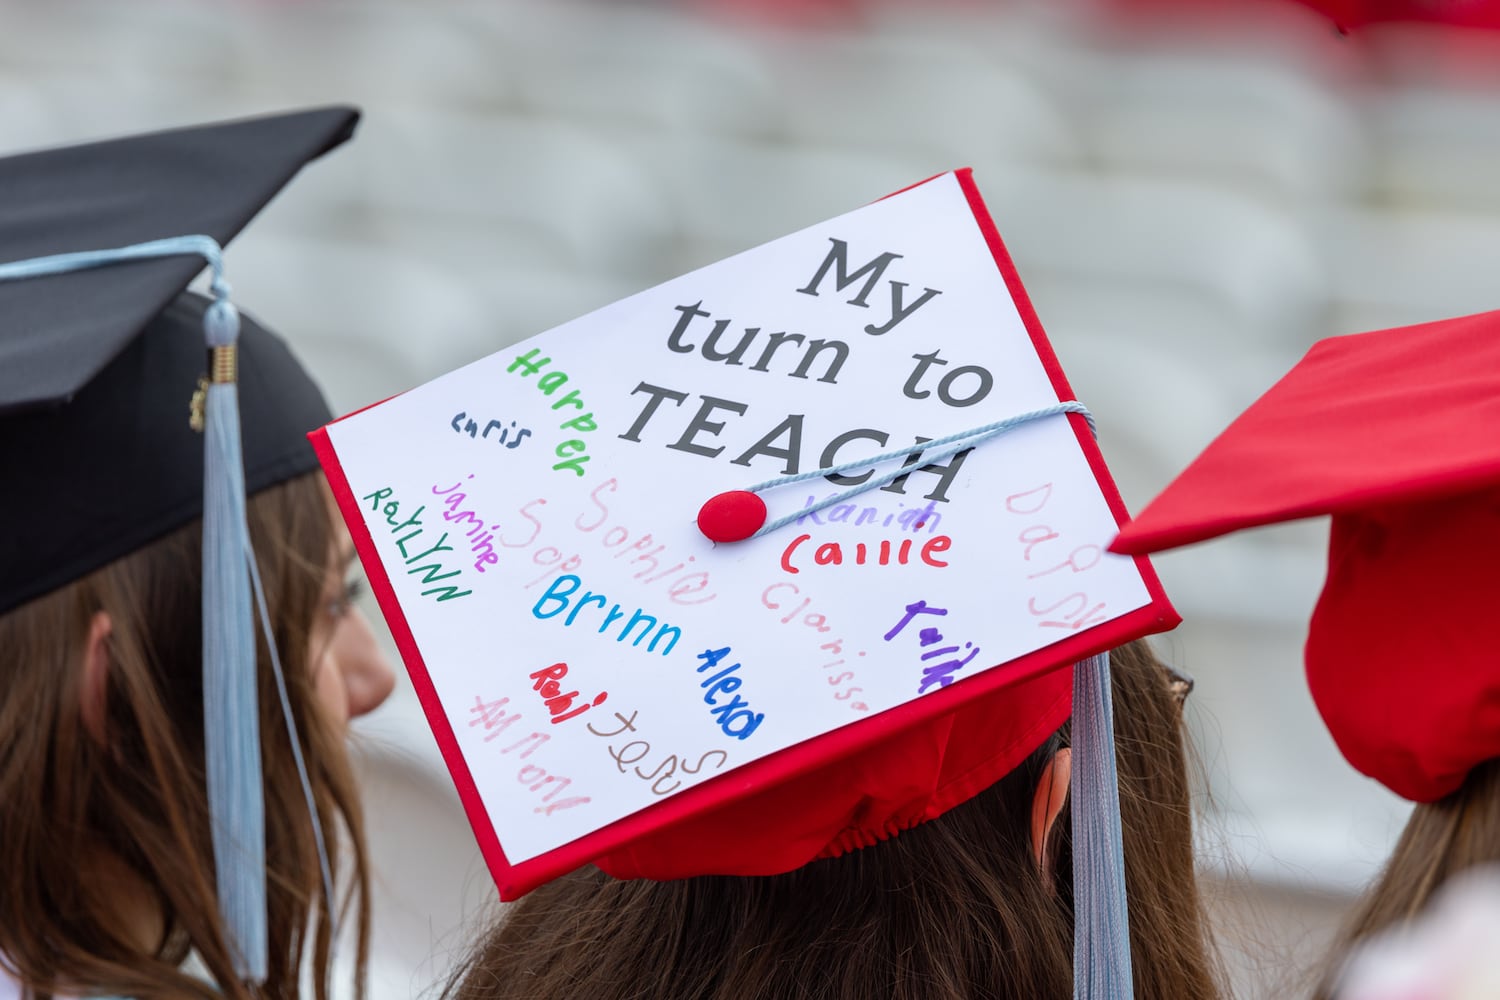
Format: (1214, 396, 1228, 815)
(362, 486, 472, 602)
(533, 573, 682, 657)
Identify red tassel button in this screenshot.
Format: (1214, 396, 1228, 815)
(697, 490, 767, 543)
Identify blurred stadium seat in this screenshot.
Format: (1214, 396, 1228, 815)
(6, 1, 1496, 995)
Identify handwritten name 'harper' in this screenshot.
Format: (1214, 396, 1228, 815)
(362, 486, 472, 602)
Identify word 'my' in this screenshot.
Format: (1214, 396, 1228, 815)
(884, 599, 982, 695)
(694, 647, 765, 740)
(451, 412, 532, 449)
(661, 238, 942, 388)
(362, 486, 471, 602)
(528, 662, 608, 725)
(532, 573, 682, 656)
(796, 238, 942, 337)
(506, 350, 598, 476)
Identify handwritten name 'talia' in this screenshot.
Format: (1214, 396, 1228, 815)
(528, 662, 608, 725)
(362, 485, 472, 602)
(780, 534, 952, 575)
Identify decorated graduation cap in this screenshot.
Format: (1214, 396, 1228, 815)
(0, 107, 358, 980)
(1112, 310, 1500, 803)
(315, 169, 1177, 994)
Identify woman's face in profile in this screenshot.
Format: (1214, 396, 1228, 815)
(308, 523, 396, 734)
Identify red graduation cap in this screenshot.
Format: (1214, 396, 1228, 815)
(1112, 309, 1500, 802)
(315, 169, 1176, 909)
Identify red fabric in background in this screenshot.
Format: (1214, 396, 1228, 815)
(1104, 0, 1500, 31)
(1311, 496, 1500, 802)
(1112, 310, 1500, 556)
(1296, 0, 1500, 31)
(1113, 309, 1500, 802)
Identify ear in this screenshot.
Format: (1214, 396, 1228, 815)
(1029, 747, 1072, 877)
(79, 610, 114, 745)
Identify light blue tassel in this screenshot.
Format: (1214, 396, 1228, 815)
(0, 237, 275, 983)
(1072, 650, 1134, 999)
(201, 294, 269, 983)
(0, 234, 230, 284)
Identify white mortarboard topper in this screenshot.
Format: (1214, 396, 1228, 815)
(313, 170, 1176, 992)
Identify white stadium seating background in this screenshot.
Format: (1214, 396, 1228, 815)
(9, 2, 1500, 994)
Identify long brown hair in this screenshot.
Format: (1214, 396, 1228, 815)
(0, 472, 370, 1000)
(1313, 758, 1500, 999)
(447, 639, 1222, 1000)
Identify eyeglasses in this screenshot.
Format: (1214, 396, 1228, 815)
(1162, 662, 1194, 708)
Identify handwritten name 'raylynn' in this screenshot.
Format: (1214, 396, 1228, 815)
(362, 484, 473, 603)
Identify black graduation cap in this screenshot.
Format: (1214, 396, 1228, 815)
(0, 107, 359, 983)
(0, 106, 358, 615)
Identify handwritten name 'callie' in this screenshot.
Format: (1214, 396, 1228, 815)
(362, 486, 472, 602)
(780, 534, 952, 575)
